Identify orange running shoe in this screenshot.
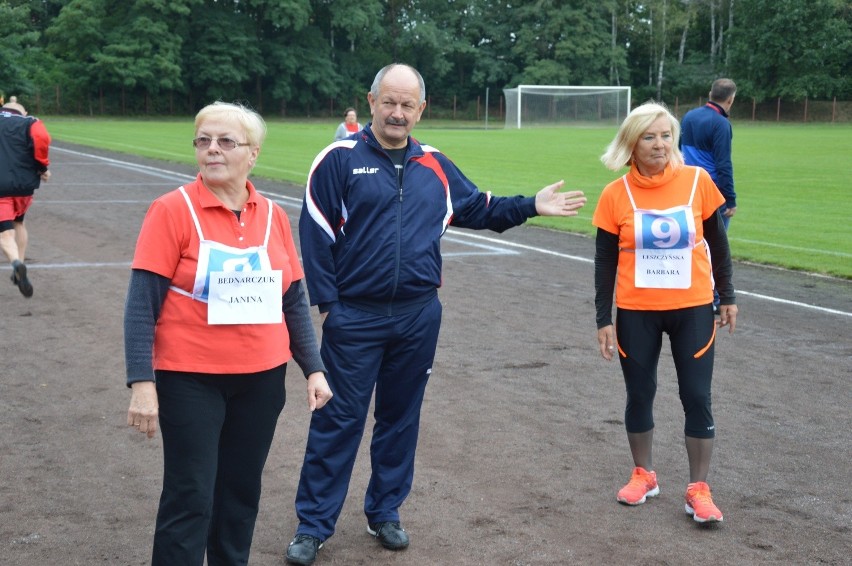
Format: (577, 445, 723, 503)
(617, 467, 660, 505)
(685, 481, 724, 523)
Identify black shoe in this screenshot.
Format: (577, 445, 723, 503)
(11, 260, 33, 298)
(286, 534, 323, 565)
(367, 521, 409, 550)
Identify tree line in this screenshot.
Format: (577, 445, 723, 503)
(1, 0, 850, 118)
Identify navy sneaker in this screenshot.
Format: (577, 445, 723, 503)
(367, 521, 409, 550)
(286, 534, 323, 565)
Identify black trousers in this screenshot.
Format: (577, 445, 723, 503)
(151, 365, 286, 566)
(615, 305, 716, 439)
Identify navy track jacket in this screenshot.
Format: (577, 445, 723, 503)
(680, 102, 736, 209)
(299, 124, 539, 312)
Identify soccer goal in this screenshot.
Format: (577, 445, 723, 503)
(503, 85, 631, 128)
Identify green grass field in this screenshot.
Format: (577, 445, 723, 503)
(44, 117, 852, 279)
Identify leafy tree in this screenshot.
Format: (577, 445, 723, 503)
(92, 0, 194, 113)
(43, 0, 109, 111)
(0, 1, 40, 97)
(464, 1, 521, 88)
(11, 0, 852, 117)
(510, 0, 616, 86)
(373, 0, 460, 93)
(250, 0, 341, 115)
(310, 0, 386, 110)
(619, 0, 712, 103)
(727, 0, 852, 100)
(603, 0, 630, 87)
(261, 25, 339, 116)
(181, 2, 264, 109)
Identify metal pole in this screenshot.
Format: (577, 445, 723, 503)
(485, 87, 490, 130)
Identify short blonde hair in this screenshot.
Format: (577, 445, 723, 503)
(601, 102, 683, 171)
(194, 101, 267, 148)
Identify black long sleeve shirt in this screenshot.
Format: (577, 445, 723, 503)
(594, 209, 735, 328)
(124, 269, 325, 385)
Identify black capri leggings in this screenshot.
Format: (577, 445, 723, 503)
(615, 304, 717, 439)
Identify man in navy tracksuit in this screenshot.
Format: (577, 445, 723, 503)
(285, 63, 587, 565)
(680, 78, 737, 230)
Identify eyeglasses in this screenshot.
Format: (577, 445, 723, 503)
(192, 136, 250, 151)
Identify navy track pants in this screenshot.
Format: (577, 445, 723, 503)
(294, 297, 442, 540)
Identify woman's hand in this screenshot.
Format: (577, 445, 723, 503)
(716, 304, 738, 334)
(306, 372, 333, 411)
(597, 325, 618, 361)
(127, 381, 159, 438)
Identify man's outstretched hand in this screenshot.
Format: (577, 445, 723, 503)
(535, 181, 587, 216)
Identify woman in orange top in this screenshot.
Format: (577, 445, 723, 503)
(593, 102, 737, 524)
(124, 102, 333, 564)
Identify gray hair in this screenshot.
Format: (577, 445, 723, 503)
(370, 64, 426, 104)
(194, 101, 267, 148)
(600, 101, 684, 172)
(710, 78, 737, 103)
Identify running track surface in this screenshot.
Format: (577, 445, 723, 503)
(1, 142, 850, 565)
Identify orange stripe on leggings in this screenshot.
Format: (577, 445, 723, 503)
(694, 321, 717, 358)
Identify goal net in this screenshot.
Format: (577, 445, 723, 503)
(503, 85, 631, 128)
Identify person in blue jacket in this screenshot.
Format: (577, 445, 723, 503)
(680, 78, 737, 230)
(680, 78, 737, 311)
(285, 63, 587, 565)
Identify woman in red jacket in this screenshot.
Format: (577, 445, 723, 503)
(125, 101, 333, 564)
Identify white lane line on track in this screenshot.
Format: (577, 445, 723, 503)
(4, 262, 131, 269)
(259, 191, 302, 208)
(52, 147, 196, 183)
(51, 146, 852, 318)
(736, 291, 851, 317)
(444, 229, 593, 264)
(441, 236, 520, 257)
(731, 238, 852, 259)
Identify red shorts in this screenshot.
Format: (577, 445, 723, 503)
(0, 196, 34, 223)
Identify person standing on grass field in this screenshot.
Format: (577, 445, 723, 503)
(124, 101, 332, 565)
(593, 101, 737, 525)
(680, 79, 737, 311)
(333, 107, 361, 141)
(680, 79, 737, 229)
(284, 62, 587, 565)
(0, 97, 51, 298)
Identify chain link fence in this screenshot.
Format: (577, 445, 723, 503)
(14, 87, 852, 124)
(673, 97, 851, 123)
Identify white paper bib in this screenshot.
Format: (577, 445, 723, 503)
(169, 186, 283, 325)
(207, 269, 283, 324)
(623, 169, 700, 289)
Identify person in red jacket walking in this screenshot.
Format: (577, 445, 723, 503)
(0, 97, 51, 298)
